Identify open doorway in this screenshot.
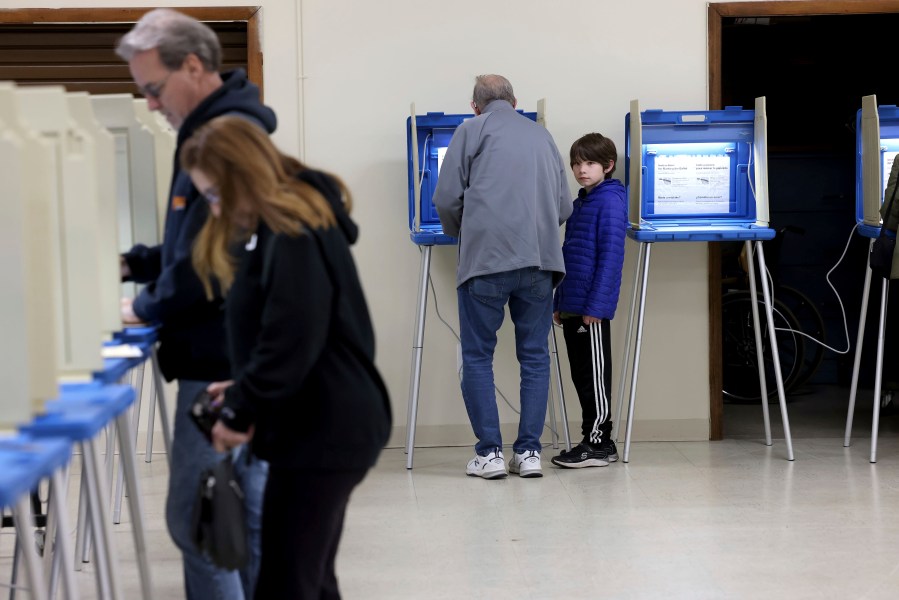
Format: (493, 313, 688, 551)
(709, 2, 899, 441)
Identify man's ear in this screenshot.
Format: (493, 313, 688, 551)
(605, 160, 615, 174)
(183, 53, 204, 77)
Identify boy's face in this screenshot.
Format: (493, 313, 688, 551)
(571, 160, 611, 192)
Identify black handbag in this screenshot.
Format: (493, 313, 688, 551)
(871, 180, 899, 280)
(191, 454, 249, 570)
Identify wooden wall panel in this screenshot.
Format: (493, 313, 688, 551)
(0, 9, 260, 96)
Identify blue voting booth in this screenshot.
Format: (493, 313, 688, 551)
(0, 436, 72, 600)
(855, 99, 899, 238)
(617, 98, 794, 462)
(406, 111, 464, 246)
(403, 104, 570, 469)
(405, 108, 537, 244)
(625, 103, 775, 242)
(845, 96, 897, 461)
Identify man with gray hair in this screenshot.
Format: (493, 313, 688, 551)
(434, 74, 573, 480)
(115, 8, 274, 599)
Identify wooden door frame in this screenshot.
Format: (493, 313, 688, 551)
(707, 0, 899, 439)
(0, 7, 263, 94)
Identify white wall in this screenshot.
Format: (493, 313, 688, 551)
(298, 0, 717, 445)
(9, 0, 779, 445)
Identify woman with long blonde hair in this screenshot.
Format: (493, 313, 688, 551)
(181, 115, 391, 599)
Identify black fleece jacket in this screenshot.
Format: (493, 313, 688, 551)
(220, 171, 391, 470)
(123, 70, 277, 382)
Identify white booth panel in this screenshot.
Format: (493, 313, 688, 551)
(68, 92, 121, 338)
(90, 95, 159, 255)
(0, 117, 31, 427)
(112, 134, 133, 251)
(133, 98, 175, 243)
(15, 85, 104, 378)
(0, 83, 59, 404)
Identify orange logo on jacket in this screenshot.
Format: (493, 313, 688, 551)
(172, 196, 187, 210)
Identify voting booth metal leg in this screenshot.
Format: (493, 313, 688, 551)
(845, 241, 875, 447)
(546, 367, 559, 449)
(870, 279, 889, 463)
(42, 483, 57, 596)
(143, 366, 156, 463)
(82, 438, 124, 600)
(623, 242, 652, 463)
(744, 241, 773, 446)
(74, 469, 90, 569)
(114, 411, 154, 599)
(754, 241, 794, 461)
(12, 495, 47, 600)
(10, 528, 26, 600)
(549, 326, 571, 451)
(46, 469, 78, 600)
(406, 245, 432, 470)
(104, 424, 116, 512)
(116, 364, 146, 520)
(614, 241, 645, 443)
(147, 346, 172, 465)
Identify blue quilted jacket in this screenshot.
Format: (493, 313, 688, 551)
(553, 178, 627, 319)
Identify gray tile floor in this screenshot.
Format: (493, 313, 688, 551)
(4, 384, 899, 599)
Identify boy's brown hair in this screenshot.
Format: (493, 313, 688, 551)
(570, 133, 617, 179)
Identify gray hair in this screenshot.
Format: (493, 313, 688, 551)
(472, 74, 515, 109)
(115, 8, 221, 72)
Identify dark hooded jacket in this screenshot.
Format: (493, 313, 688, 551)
(123, 70, 277, 382)
(219, 170, 392, 470)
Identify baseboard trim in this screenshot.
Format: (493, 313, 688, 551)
(387, 418, 709, 449)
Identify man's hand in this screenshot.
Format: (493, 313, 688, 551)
(211, 421, 254, 453)
(120, 297, 144, 325)
(553, 311, 562, 325)
(582, 315, 602, 325)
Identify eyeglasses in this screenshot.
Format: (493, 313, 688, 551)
(201, 187, 221, 205)
(138, 71, 173, 99)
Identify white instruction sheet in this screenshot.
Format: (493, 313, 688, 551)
(654, 154, 731, 214)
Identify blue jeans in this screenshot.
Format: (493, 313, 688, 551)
(457, 267, 553, 456)
(166, 380, 269, 600)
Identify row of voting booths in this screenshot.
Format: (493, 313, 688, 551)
(0, 81, 175, 599)
(403, 94, 896, 466)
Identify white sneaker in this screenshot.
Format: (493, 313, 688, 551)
(509, 450, 543, 478)
(466, 449, 507, 479)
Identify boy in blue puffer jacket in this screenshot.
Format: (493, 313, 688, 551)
(551, 133, 627, 468)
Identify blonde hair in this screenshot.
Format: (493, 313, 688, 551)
(181, 116, 350, 299)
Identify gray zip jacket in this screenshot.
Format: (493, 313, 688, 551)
(433, 100, 573, 287)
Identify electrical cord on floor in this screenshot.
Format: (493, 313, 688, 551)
(425, 262, 562, 439)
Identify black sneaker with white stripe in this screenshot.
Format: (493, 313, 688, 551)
(551, 439, 619, 468)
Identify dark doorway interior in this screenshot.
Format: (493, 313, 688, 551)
(719, 14, 899, 438)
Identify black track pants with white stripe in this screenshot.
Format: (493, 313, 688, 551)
(560, 316, 613, 445)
